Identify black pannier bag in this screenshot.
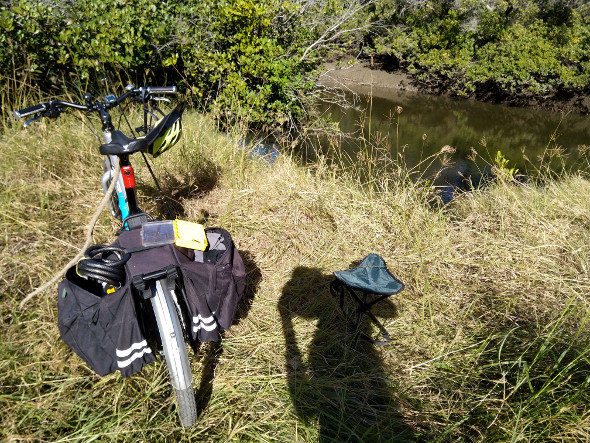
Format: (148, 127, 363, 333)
(57, 225, 246, 377)
(172, 228, 247, 342)
(114, 226, 246, 343)
(57, 267, 156, 378)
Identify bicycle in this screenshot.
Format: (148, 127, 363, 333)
(15, 86, 200, 427)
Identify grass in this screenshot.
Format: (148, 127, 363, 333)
(1, 108, 590, 442)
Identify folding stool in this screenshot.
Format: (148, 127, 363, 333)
(330, 254, 404, 345)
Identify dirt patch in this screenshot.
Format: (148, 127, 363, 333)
(319, 59, 590, 115)
(319, 60, 419, 93)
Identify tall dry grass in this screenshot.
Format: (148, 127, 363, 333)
(1, 108, 590, 441)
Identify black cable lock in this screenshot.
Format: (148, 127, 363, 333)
(77, 245, 130, 289)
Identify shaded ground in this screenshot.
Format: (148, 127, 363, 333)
(319, 59, 590, 115)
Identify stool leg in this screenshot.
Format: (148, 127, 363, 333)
(347, 288, 393, 346)
(331, 281, 365, 346)
(345, 286, 365, 346)
(364, 310, 392, 345)
(330, 280, 394, 346)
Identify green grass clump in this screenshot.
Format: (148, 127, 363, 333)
(1, 110, 589, 441)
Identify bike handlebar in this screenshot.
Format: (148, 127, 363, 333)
(14, 103, 47, 118)
(146, 86, 176, 94)
(13, 85, 177, 121)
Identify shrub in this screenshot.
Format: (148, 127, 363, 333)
(372, 0, 590, 99)
(0, 0, 319, 129)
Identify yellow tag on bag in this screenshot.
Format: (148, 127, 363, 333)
(173, 219, 208, 251)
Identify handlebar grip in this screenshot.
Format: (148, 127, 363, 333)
(146, 86, 177, 94)
(14, 103, 47, 118)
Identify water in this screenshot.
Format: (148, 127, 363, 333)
(315, 84, 590, 200)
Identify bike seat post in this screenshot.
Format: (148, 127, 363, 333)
(119, 157, 138, 212)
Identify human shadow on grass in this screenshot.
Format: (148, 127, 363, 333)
(279, 266, 415, 442)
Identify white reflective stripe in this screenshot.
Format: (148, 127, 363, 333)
(116, 340, 149, 358)
(192, 314, 214, 324)
(193, 322, 217, 333)
(192, 314, 217, 333)
(117, 347, 153, 368)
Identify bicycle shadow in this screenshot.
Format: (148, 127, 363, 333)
(193, 340, 222, 417)
(137, 159, 220, 219)
(279, 266, 414, 442)
(192, 249, 261, 416)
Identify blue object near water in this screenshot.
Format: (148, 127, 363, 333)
(248, 142, 280, 165)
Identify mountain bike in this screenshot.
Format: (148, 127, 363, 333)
(14, 86, 198, 427)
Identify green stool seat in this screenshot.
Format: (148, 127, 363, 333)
(331, 254, 404, 345)
(333, 253, 404, 295)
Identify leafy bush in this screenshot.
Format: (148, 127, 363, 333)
(176, 0, 316, 129)
(1, 0, 177, 87)
(0, 0, 320, 129)
(372, 0, 590, 98)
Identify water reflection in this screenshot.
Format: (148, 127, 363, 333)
(316, 86, 590, 200)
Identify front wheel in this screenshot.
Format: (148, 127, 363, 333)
(150, 279, 197, 427)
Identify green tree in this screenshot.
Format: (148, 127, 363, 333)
(371, 0, 590, 98)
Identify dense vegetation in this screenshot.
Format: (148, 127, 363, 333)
(369, 0, 590, 100)
(0, 0, 327, 128)
(3, 0, 590, 132)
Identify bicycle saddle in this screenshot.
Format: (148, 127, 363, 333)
(99, 130, 148, 155)
(333, 253, 404, 295)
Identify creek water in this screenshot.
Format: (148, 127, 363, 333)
(314, 84, 590, 201)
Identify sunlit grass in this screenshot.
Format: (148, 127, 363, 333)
(1, 108, 589, 441)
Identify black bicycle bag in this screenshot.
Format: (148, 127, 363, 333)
(171, 227, 246, 342)
(57, 267, 156, 378)
(113, 226, 246, 343)
(57, 225, 246, 377)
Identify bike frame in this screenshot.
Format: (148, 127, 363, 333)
(97, 102, 197, 426)
(99, 113, 144, 227)
(102, 152, 141, 223)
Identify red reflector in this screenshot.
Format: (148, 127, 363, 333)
(121, 166, 136, 189)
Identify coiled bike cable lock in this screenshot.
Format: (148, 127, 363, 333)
(77, 245, 130, 289)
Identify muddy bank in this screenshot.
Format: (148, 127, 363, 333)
(319, 61, 419, 93)
(319, 60, 590, 115)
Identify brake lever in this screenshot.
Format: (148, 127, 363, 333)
(153, 97, 171, 103)
(23, 115, 42, 128)
(23, 105, 63, 127)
